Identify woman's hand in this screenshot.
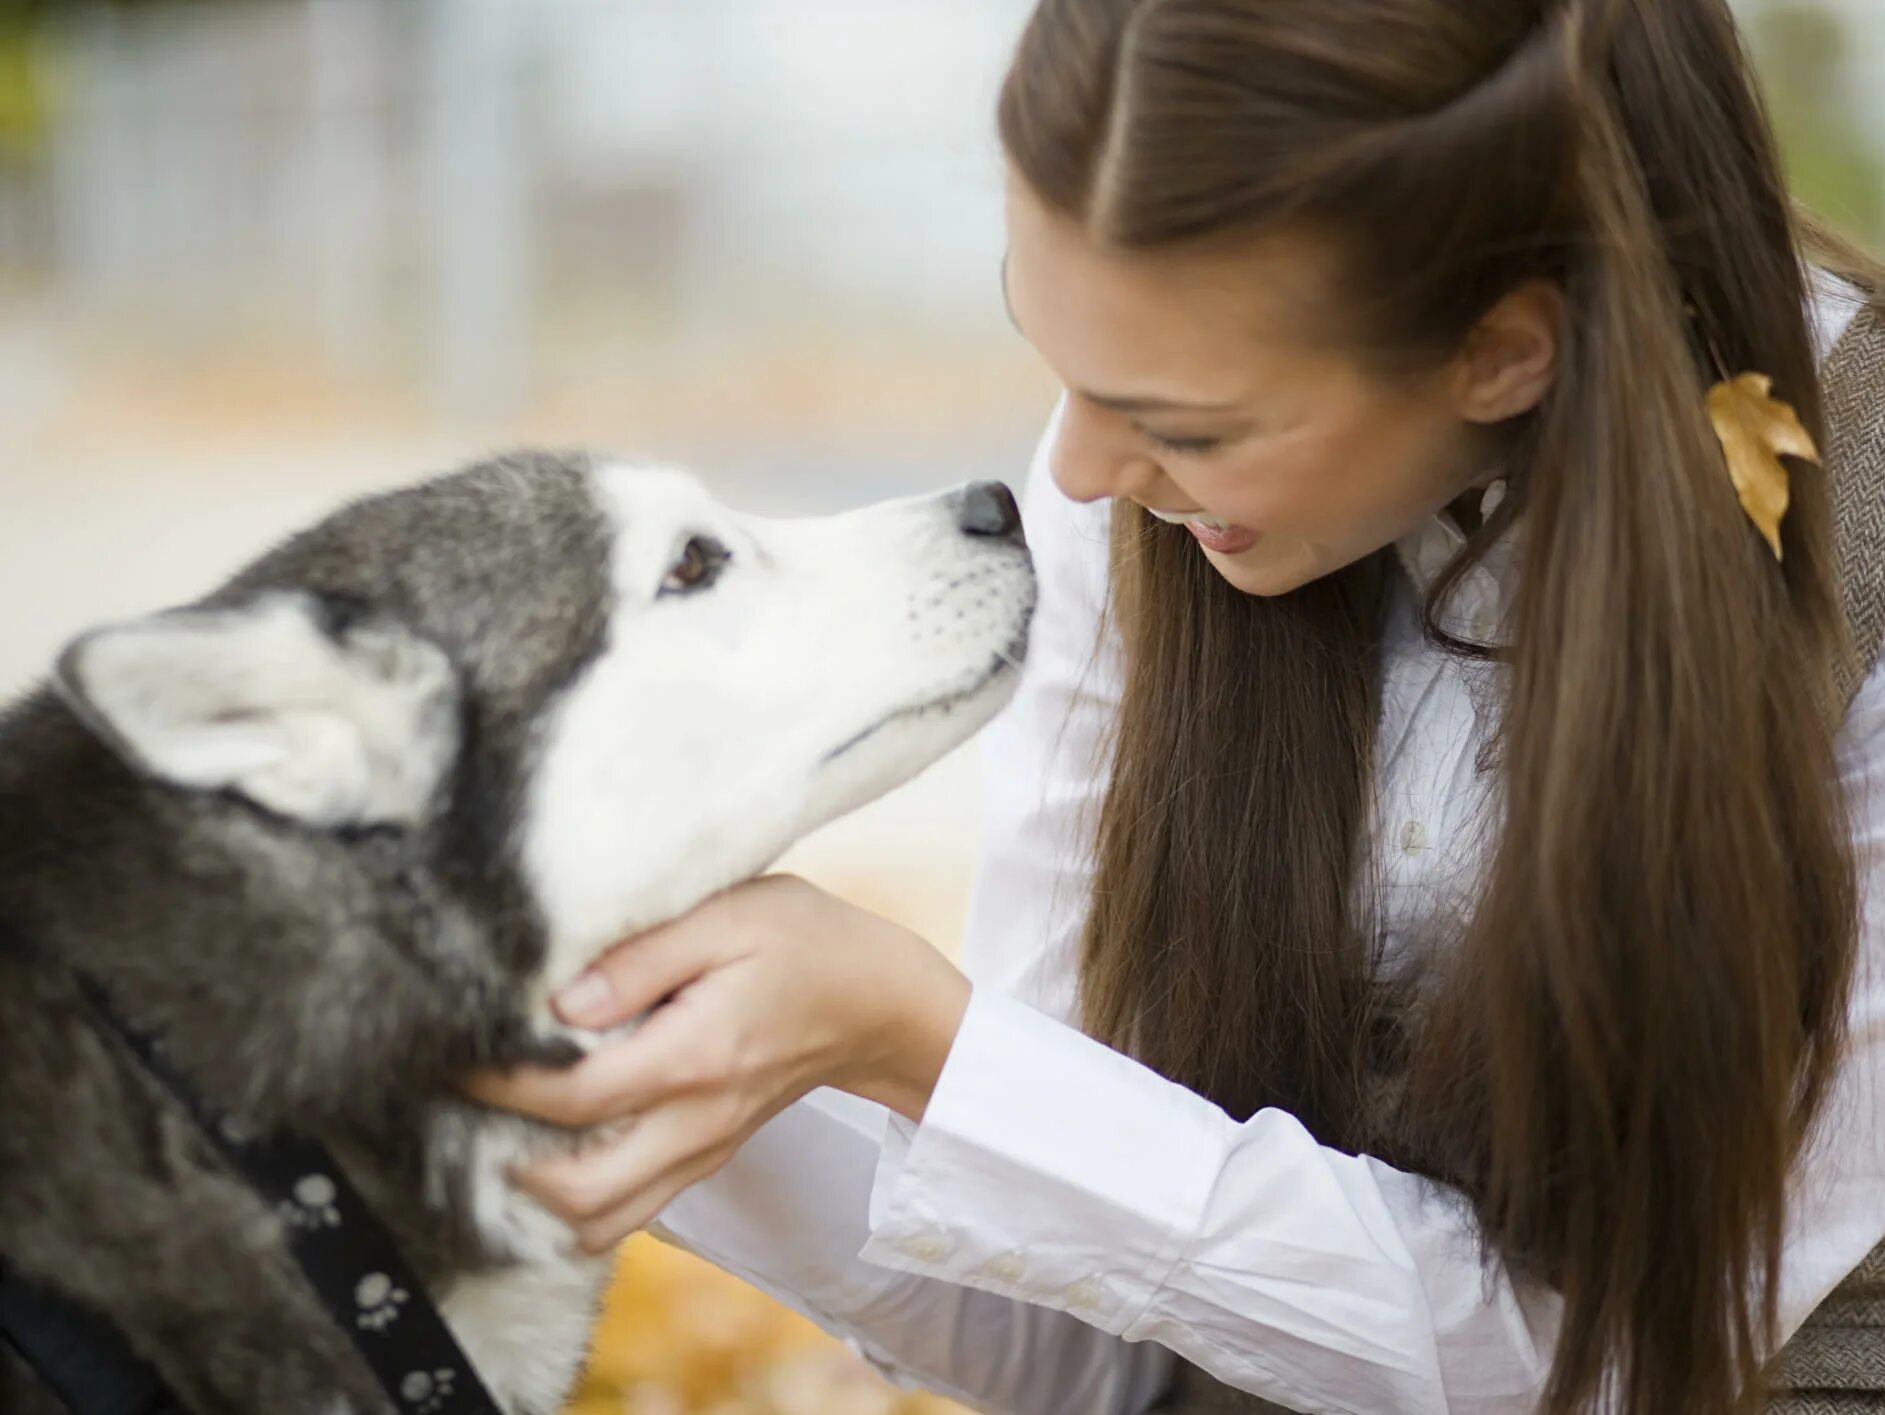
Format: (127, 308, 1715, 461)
(463, 874, 971, 1253)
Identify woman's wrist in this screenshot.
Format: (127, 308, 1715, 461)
(843, 935, 973, 1124)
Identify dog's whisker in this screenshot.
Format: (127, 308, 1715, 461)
(995, 644, 1025, 672)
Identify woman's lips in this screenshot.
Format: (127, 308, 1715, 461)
(1186, 520, 1259, 554)
(1140, 503, 1260, 555)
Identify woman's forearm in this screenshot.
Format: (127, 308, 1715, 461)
(652, 1086, 1175, 1415)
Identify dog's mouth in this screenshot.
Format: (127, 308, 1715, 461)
(818, 640, 1024, 766)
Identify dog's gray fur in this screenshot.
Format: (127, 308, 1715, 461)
(0, 450, 1033, 1414)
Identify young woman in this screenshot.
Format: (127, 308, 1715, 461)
(472, 0, 1885, 1410)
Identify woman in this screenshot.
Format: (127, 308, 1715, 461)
(472, 0, 1885, 1411)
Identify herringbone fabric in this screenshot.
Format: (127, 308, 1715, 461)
(1827, 304, 1885, 709)
(1156, 302, 1885, 1414)
(1769, 1239, 1885, 1409)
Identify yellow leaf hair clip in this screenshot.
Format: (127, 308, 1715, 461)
(1705, 372, 1820, 562)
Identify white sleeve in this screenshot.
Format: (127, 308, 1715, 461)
(649, 1087, 1175, 1415)
(651, 406, 1175, 1415)
(858, 435, 1885, 1412)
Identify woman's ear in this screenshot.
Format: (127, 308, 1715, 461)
(1453, 279, 1564, 424)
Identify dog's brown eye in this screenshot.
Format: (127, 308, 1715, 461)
(659, 536, 729, 597)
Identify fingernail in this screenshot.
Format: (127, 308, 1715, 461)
(557, 970, 615, 1027)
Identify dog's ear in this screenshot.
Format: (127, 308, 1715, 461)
(53, 591, 459, 829)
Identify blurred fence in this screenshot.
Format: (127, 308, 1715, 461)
(2, 0, 1040, 412)
(0, 0, 1059, 699)
(0, 0, 1875, 487)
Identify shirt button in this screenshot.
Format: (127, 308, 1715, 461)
(1063, 1277, 1105, 1309)
(898, 1232, 955, 1263)
(1399, 819, 1428, 855)
(985, 1251, 1027, 1282)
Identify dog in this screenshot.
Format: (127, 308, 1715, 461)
(0, 450, 1034, 1414)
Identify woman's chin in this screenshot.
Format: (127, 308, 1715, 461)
(1202, 538, 1323, 597)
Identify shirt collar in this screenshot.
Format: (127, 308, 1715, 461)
(1390, 478, 1515, 636)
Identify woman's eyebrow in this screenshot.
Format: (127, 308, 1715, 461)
(1086, 392, 1243, 415)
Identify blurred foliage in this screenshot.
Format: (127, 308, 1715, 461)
(0, 27, 42, 158)
(1746, 2, 1884, 243)
(0, 0, 261, 157)
(0, 0, 233, 19)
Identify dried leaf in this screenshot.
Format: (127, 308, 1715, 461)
(1706, 372, 1820, 561)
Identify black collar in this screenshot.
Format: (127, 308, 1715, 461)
(0, 1261, 183, 1414)
(1, 974, 507, 1415)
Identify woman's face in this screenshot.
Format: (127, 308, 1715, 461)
(1003, 174, 1545, 596)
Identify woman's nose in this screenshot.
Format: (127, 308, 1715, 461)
(1048, 403, 1161, 505)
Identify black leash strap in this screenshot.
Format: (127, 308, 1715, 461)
(47, 974, 508, 1415)
(0, 1261, 184, 1414)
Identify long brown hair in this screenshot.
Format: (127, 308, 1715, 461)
(999, 2, 1867, 1411)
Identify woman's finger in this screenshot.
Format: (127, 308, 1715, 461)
(460, 1057, 601, 1126)
(463, 1005, 719, 1127)
(554, 896, 740, 1030)
(570, 1144, 741, 1255)
(517, 1095, 734, 1228)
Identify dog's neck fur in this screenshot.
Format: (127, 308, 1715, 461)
(0, 685, 604, 1415)
(0, 681, 587, 1294)
(0, 689, 569, 1142)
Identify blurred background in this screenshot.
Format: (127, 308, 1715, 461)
(0, 1, 1878, 1412)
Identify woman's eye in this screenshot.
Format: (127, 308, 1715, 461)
(1141, 429, 1222, 456)
(659, 536, 730, 597)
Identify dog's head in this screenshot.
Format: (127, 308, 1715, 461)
(51, 452, 1034, 1014)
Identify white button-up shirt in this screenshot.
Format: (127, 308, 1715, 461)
(655, 280, 1885, 1415)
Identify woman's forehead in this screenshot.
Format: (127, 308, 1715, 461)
(1002, 175, 1343, 405)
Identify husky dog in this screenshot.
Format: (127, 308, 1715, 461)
(0, 452, 1034, 1414)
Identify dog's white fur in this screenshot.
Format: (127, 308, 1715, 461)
(461, 466, 1028, 1407)
(522, 465, 1030, 1012)
(440, 1248, 606, 1414)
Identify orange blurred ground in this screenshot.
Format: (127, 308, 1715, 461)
(564, 1237, 969, 1415)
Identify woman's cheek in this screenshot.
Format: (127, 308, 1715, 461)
(1205, 454, 1302, 533)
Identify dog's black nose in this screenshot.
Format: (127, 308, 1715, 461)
(956, 481, 1024, 541)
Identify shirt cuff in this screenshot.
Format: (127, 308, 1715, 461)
(861, 988, 1226, 1338)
